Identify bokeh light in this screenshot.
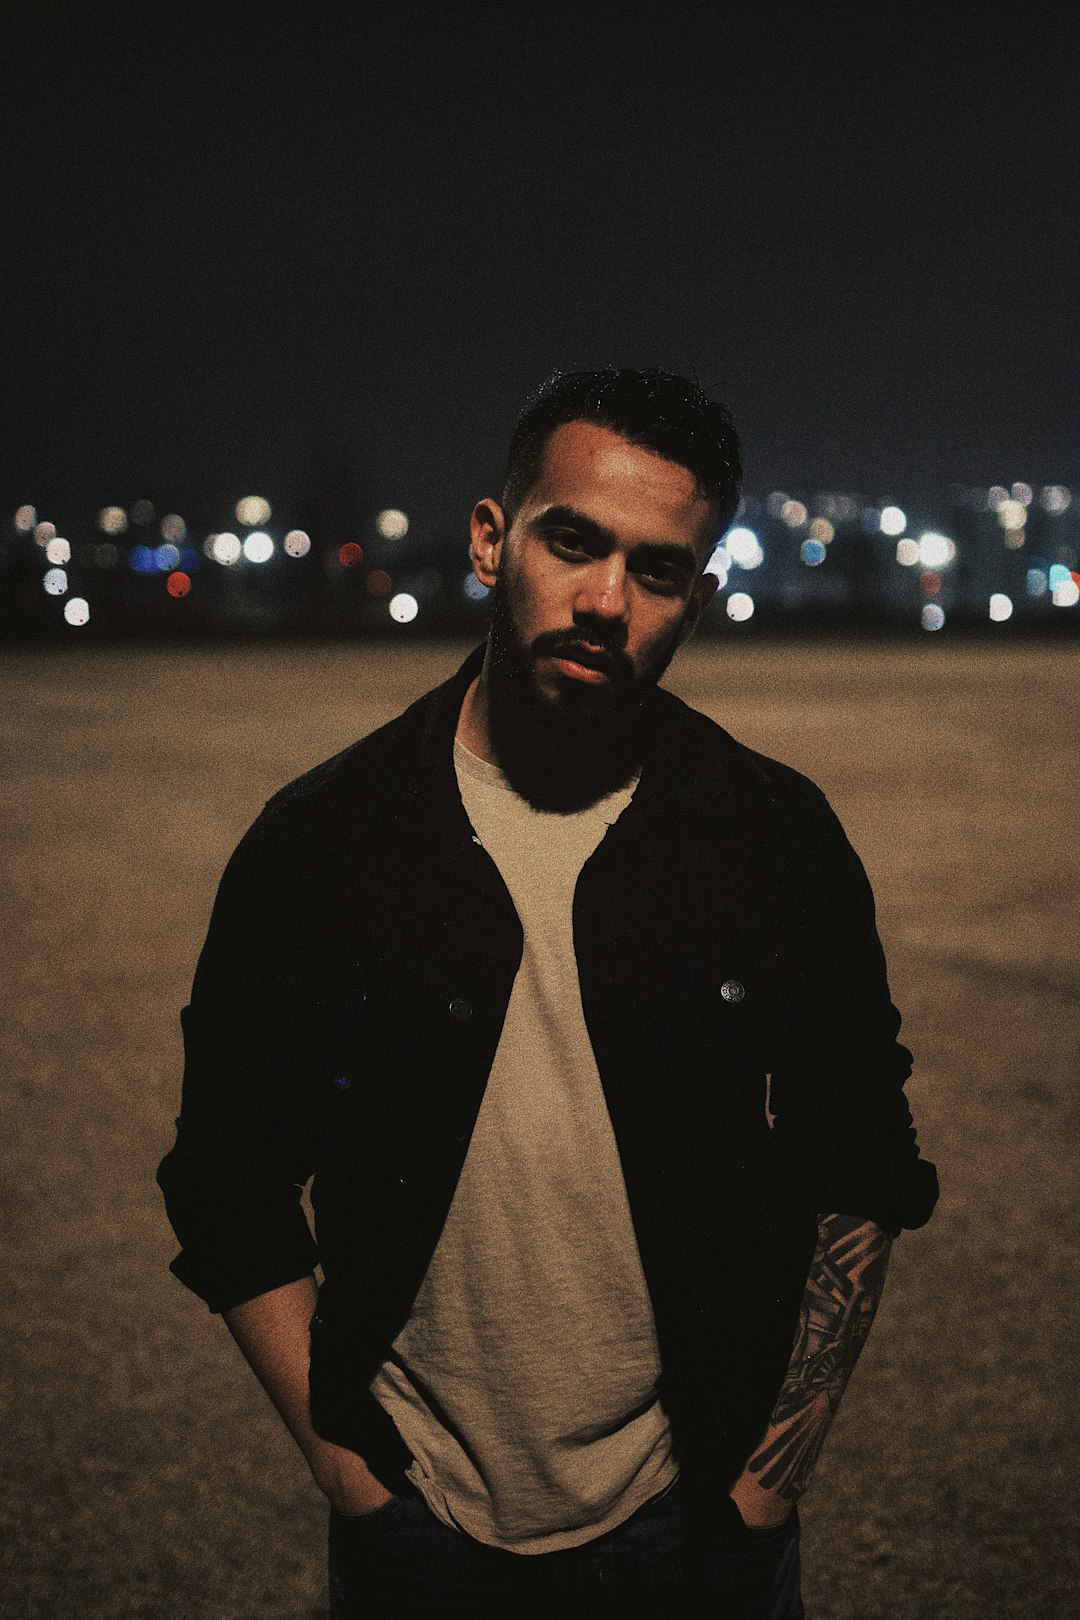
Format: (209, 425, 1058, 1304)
(235, 496, 271, 526)
(918, 532, 956, 568)
(338, 542, 364, 567)
(1011, 482, 1033, 506)
(35, 521, 56, 546)
(243, 532, 274, 564)
(15, 505, 37, 531)
(376, 508, 409, 539)
(1041, 485, 1071, 514)
(800, 539, 827, 567)
(808, 517, 834, 544)
(725, 527, 764, 568)
(1025, 568, 1048, 598)
(896, 539, 920, 567)
(765, 492, 789, 518)
(130, 500, 155, 526)
(166, 571, 192, 598)
(727, 592, 755, 622)
(780, 500, 808, 528)
(389, 592, 419, 623)
(43, 568, 68, 595)
(64, 597, 90, 626)
(209, 532, 242, 565)
(45, 537, 71, 566)
(367, 570, 392, 597)
(879, 506, 907, 536)
(989, 593, 1013, 622)
(160, 513, 186, 542)
(97, 505, 128, 535)
(920, 570, 942, 597)
(921, 604, 946, 631)
(463, 573, 490, 600)
(1052, 578, 1079, 607)
(155, 542, 181, 571)
(284, 529, 311, 558)
(996, 499, 1027, 530)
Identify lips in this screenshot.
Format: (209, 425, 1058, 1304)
(547, 643, 619, 682)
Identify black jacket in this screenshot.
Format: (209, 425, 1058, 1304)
(157, 646, 937, 1498)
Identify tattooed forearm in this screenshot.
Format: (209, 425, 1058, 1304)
(741, 1213, 891, 1505)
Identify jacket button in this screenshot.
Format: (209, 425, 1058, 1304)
(720, 978, 745, 1004)
(449, 996, 473, 1021)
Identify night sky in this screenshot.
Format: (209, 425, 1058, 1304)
(9, 5, 1080, 539)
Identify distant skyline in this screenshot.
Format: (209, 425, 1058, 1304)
(9, 7, 1080, 539)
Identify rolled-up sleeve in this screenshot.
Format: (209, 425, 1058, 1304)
(769, 786, 938, 1233)
(156, 815, 319, 1312)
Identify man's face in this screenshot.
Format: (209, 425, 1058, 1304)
(467, 421, 721, 808)
(472, 420, 721, 723)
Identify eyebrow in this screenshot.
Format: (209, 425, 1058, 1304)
(534, 505, 700, 579)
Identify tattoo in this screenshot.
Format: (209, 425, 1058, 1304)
(744, 1213, 891, 1502)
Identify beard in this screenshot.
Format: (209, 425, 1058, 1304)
(483, 562, 681, 812)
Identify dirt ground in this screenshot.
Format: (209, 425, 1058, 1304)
(1, 637, 1077, 1619)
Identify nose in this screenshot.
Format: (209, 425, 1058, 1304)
(574, 556, 630, 631)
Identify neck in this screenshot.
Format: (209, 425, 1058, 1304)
(455, 647, 498, 765)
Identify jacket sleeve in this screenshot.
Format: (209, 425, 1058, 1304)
(768, 785, 938, 1234)
(156, 813, 319, 1312)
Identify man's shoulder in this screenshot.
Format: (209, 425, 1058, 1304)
(655, 686, 831, 818)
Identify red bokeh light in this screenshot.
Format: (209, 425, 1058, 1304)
(166, 571, 192, 598)
(338, 542, 364, 567)
(366, 570, 392, 597)
(920, 570, 942, 597)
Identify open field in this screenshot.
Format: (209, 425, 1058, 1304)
(1, 638, 1077, 1619)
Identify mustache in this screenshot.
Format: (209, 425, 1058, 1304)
(530, 627, 634, 682)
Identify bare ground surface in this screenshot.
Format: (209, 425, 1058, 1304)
(1, 638, 1077, 1619)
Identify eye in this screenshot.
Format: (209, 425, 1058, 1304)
(634, 562, 683, 593)
(547, 532, 593, 559)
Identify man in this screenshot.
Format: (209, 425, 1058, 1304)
(158, 368, 938, 1618)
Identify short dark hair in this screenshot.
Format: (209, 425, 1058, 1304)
(501, 367, 742, 535)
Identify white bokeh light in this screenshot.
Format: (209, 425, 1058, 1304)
(921, 603, 946, 631)
(211, 532, 242, 565)
(43, 567, 68, 595)
(896, 539, 920, 566)
(284, 529, 311, 558)
(725, 527, 764, 569)
(235, 495, 271, 526)
(989, 593, 1013, 622)
(918, 532, 956, 568)
(64, 597, 90, 626)
(879, 506, 907, 536)
(726, 592, 755, 622)
(45, 537, 71, 566)
(1052, 578, 1080, 608)
(376, 508, 409, 540)
(243, 531, 274, 564)
(389, 592, 419, 623)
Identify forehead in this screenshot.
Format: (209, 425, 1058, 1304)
(524, 421, 719, 552)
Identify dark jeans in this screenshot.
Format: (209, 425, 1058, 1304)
(328, 1481, 805, 1619)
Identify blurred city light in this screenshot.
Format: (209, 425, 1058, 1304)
(235, 496, 271, 526)
(209, 533, 242, 565)
(996, 499, 1027, 529)
(160, 513, 186, 542)
(14, 504, 36, 531)
(97, 506, 128, 535)
(801, 539, 827, 567)
(765, 492, 789, 517)
(989, 593, 1013, 622)
(1026, 568, 1048, 598)
(1011, 482, 1033, 506)
(129, 545, 157, 573)
(921, 604, 946, 631)
(63, 597, 90, 626)
(918, 532, 956, 568)
(284, 529, 311, 558)
(879, 505, 907, 536)
(166, 571, 192, 598)
(808, 517, 834, 544)
(987, 487, 1009, 510)
(45, 537, 71, 566)
(243, 532, 274, 564)
(463, 573, 490, 600)
(338, 542, 363, 567)
(1052, 578, 1079, 607)
(389, 592, 419, 623)
(780, 500, 808, 528)
(1041, 485, 1071, 514)
(727, 592, 755, 622)
(896, 539, 920, 566)
(367, 570, 392, 596)
(376, 508, 409, 540)
(725, 527, 764, 568)
(130, 500, 155, 525)
(35, 521, 56, 546)
(155, 543, 181, 571)
(43, 568, 68, 596)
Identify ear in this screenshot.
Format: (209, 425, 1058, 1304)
(676, 569, 720, 647)
(469, 499, 508, 589)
